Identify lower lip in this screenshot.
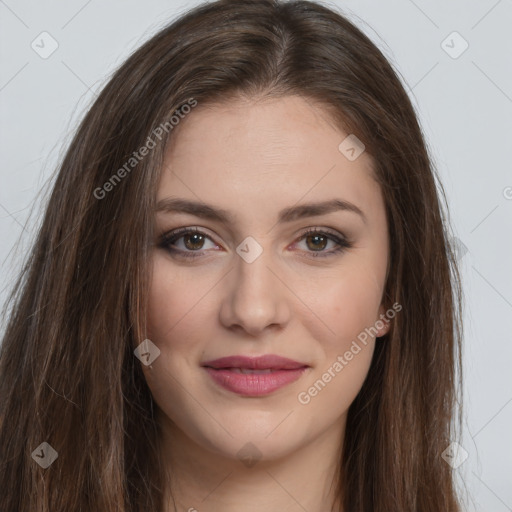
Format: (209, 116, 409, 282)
(203, 367, 308, 396)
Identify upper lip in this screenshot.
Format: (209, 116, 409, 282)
(201, 355, 309, 370)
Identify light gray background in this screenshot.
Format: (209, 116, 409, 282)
(1, 1, 511, 510)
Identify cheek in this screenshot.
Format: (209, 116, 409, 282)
(296, 271, 379, 417)
(299, 338, 375, 428)
(300, 260, 385, 350)
(144, 257, 204, 407)
(147, 254, 213, 347)
(144, 256, 209, 397)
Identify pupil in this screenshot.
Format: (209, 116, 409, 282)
(307, 234, 326, 251)
(184, 233, 204, 250)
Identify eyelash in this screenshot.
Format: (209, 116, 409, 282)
(157, 226, 352, 260)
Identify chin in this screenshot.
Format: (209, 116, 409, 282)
(171, 408, 309, 463)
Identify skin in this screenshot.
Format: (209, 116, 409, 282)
(143, 95, 391, 512)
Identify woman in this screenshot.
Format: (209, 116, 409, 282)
(0, 0, 464, 510)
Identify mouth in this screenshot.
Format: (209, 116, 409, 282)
(201, 355, 310, 396)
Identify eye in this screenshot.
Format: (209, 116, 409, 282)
(293, 228, 352, 258)
(158, 227, 219, 258)
(157, 226, 352, 259)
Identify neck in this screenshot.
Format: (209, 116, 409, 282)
(158, 412, 345, 512)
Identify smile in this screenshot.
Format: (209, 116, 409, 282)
(201, 354, 310, 397)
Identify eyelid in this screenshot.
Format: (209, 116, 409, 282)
(158, 226, 222, 250)
(294, 226, 348, 241)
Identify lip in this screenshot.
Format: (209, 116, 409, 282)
(201, 355, 310, 397)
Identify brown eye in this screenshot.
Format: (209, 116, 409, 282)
(183, 232, 206, 250)
(158, 227, 219, 258)
(305, 233, 328, 251)
(295, 228, 352, 258)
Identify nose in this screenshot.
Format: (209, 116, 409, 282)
(218, 249, 291, 337)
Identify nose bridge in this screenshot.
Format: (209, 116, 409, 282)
(219, 237, 289, 334)
(236, 248, 274, 297)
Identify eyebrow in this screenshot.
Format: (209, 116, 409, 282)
(155, 197, 367, 225)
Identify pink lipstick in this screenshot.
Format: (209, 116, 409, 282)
(201, 354, 309, 397)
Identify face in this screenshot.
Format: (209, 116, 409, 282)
(143, 95, 390, 463)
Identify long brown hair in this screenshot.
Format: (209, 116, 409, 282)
(0, 1, 464, 510)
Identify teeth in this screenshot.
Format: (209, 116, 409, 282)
(230, 368, 275, 374)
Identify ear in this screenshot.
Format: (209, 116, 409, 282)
(375, 304, 391, 338)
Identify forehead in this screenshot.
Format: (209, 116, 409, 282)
(158, 95, 381, 222)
